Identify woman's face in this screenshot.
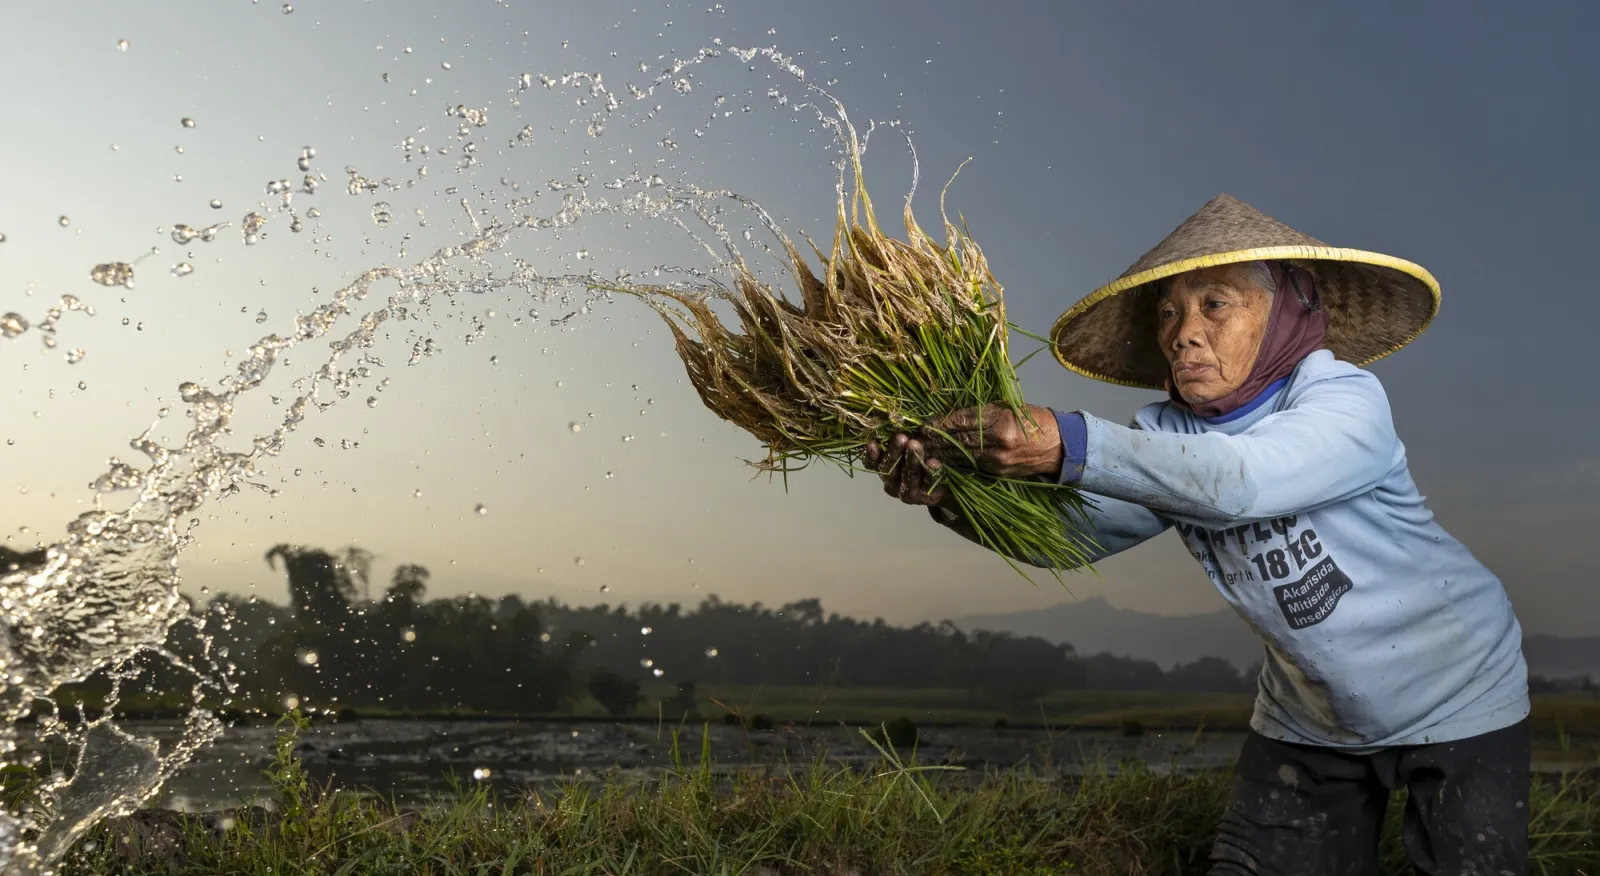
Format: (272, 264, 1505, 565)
(1156, 264, 1274, 405)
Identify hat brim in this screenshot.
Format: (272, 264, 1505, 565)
(1050, 245, 1441, 390)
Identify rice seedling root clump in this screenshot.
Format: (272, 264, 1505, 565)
(606, 103, 1100, 580)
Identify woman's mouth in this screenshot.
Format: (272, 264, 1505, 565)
(1172, 362, 1213, 381)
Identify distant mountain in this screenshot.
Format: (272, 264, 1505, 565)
(955, 597, 1260, 671)
(956, 597, 1600, 679)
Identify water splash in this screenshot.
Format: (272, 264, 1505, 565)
(0, 30, 915, 874)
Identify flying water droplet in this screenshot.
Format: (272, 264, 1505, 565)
(90, 263, 135, 288)
(171, 225, 198, 244)
(372, 202, 392, 227)
(170, 263, 194, 278)
(640, 626, 652, 635)
(181, 118, 196, 129)
(58, 216, 70, 227)
(569, 422, 582, 433)
(210, 199, 223, 209)
(705, 648, 719, 658)
(1, 313, 28, 338)
(574, 557, 585, 566)
(475, 504, 487, 516)
(241, 211, 266, 244)
(65, 349, 86, 364)
(117, 39, 129, 51)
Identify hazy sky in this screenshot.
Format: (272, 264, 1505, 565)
(2, 1, 1596, 637)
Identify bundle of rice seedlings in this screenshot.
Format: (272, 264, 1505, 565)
(607, 119, 1099, 581)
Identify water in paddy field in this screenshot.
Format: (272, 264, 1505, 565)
(0, 20, 916, 873)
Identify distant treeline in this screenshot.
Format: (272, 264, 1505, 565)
(5, 544, 1588, 716)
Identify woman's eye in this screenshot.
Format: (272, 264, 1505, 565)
(1205, 299, 1226, 310)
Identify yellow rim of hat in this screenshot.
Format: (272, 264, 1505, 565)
(1049, 244, 1443, 389)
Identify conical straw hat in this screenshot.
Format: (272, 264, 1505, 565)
(1050, 194, 1441, 390)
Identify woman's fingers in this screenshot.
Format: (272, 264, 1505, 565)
(897, 441, 926, 501)
(872, 435, 905, 497)
(877, 434, 908, 497)
(868, 434, 948, 506)
(922, 456, 949, 506)
(900, 440, 945, 506)
(882, 433, 910, 474)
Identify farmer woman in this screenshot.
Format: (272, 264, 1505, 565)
(866, 194, 1530, 875)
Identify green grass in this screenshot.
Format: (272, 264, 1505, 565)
(52, 711, 1600, 876)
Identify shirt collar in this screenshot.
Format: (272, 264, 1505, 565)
(1202, 376, 1290, 425)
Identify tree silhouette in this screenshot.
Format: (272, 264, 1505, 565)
(1165, 657, 1250, 693)
(588, 669, 641, 716)
(386, 565, 429, 610)
(265, 545, 357, 625)
(170, 542, 1279, 717)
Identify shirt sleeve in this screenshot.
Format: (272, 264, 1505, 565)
(1075, 370, 1398, 528)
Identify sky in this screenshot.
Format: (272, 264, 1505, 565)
(1, 0, 1596, 638)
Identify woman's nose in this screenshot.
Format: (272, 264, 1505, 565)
(1170, 311, 1202, 349)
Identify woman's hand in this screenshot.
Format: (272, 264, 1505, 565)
(864, 403, 1063, 509)
(864, 434, 952, 508)
(919, 403, 1063, 480)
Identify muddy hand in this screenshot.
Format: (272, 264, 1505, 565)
(864, 433, 950, 507)
(918, 403, 1063, 479)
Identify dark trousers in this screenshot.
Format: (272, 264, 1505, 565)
(1209, 719, 1530, 876)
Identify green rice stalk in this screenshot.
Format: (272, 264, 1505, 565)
(603, 119, 1100, 582)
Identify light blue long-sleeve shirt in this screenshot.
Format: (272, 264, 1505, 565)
(936, 350, 1528, 749)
